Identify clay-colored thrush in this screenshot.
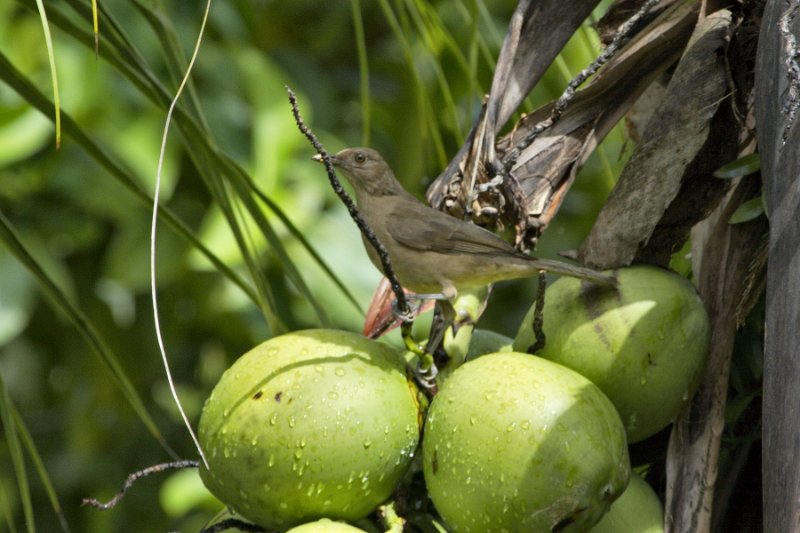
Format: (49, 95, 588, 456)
(314, 147, 614, 299)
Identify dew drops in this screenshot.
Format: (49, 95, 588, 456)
(363, 439, 372, 449)
(269, 413, 278, 426)
(288, 416, 296, 428)
(335, 367, 346, 377)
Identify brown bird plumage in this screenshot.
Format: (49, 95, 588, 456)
(315, 147, 614, 298)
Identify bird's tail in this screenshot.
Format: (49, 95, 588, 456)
(527, 258, 617, 287)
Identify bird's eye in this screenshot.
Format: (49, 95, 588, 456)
(354, 152, 366, 164)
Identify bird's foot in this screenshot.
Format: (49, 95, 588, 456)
(391, 298, 422, 323)
(414, 360, 439, 396)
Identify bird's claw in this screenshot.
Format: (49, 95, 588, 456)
(391, 298, 420, 323)
(414, 361, 439, 395)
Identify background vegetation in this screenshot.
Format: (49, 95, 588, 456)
(0, 1, 761, 532)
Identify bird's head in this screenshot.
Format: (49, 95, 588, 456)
(312, 147, 404, 197)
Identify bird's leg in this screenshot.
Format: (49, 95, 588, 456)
(415, 300, 455, 393)
(390, 291, 451, 357)
(407, 292, 448, 302)
(525, 272, 548, 354)
(414, 283, 459, 392)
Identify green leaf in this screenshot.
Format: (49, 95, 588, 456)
(13, 406, 71, 532)
(0, 373, 34, 533)
(728, 196, 765, 224)
(713, 153, 760, 178)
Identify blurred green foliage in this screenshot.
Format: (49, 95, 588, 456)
(0, 1, 631, 531)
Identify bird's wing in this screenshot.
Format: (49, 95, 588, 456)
(386, 201, 517, 256)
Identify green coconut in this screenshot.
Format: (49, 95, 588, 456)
(514, 265, 709, 443)
(465, 328, 514, 360)
(286, 518, 368, 532)
(423, 352, 630, 532)
(590, 473, 664, 532)
(198, 329, 421, 529)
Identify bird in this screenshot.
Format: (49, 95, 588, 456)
(313, 147, 614, 301)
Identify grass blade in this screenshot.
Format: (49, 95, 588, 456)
(32, 0, 61, 148)
(0, 373, 34, 533)
(13, 407, 71, 532)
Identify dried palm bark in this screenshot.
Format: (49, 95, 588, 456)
(755, 0, 800, 531)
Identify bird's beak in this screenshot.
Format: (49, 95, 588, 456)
(312, 153, 339, 166)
